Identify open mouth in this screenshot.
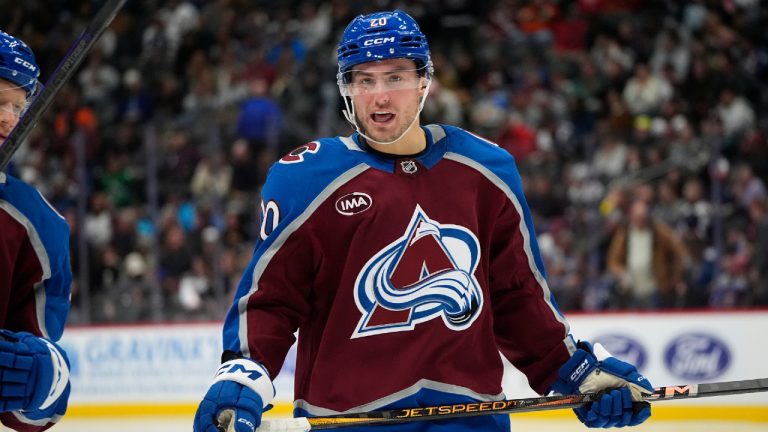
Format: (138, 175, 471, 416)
(371, 112, 395, 124)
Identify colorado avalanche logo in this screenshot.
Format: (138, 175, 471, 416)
(352, 206, 483, 338)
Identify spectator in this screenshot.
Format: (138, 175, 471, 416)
(497, 113, 537, 161)
(190, 151, 233, 201)
(159, 0, 200, 61)
(667, 116, 708, 173)
(678, 177, 713, 242)
(710, 253, 750, 308)
(111, 252, 154, 322)
(159, 129, 201, 194)
(732, 163, 767, 210)
(716, 87, 756, 146)
(235, 77, 282, 161)
(117, 68, 154, 123)
(551, 3, 589, 54)
(622, 62, 673, 116)
(653, 180, 685, 229)
(178, 256, 212, 314)
(229, 138, 262, 194)
(77, 51, 120, 112)
(607, 198, 688, 308)
(98, 151, 138, 208)
(296, 3, 332, 51)
(158, 223, 193, 308)
(515, 0, 559, 45)
(591, 34, 634, 77)
(650, 29, 691, 83)
(591, 133, 628, 181)
(83, 191, 113, 250)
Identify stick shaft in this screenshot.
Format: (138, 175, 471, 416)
(0, 0, 128, 172)
(252, 377, 768, 431)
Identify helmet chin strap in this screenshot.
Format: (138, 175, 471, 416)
(342, 78, 432, 146)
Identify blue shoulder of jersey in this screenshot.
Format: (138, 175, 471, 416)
(223, 136, 369, 354)
(0, 175, 72, 341)
(260, 136, 369, 235)
(439, 124, 519, 180)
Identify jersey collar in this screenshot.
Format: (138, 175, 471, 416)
(349, 124, 448, 171)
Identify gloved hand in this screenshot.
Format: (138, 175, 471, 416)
(550, 341, 653, 428)
(194, 358, 275, 432)
(0, 330, 70, 413)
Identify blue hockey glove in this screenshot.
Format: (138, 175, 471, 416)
(194, 358, 275, 432)
(550, 341, 653, 428)
(0, 330, 70, 413)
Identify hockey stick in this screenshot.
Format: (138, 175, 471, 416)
(0, 0, 128, 173)
(219, 377, 768, 431)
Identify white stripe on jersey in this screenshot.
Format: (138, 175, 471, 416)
(443, 152, 572, 344)
(0, 199, 53, 339)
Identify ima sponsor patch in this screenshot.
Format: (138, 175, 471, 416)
(335, 192, 372, 216)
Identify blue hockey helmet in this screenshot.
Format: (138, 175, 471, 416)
(337, 10, 433, 78)
(0, 30, 40, 97)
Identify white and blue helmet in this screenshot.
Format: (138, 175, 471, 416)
(337, 9, 433, 79)
(0, 30, 40, 97)
(336, 10, 434, 145)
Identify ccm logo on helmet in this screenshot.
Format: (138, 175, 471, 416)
(363, 37, 395, 46)
(14, 57, 36, 72)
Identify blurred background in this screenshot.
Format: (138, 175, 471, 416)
(2, 0, 767, 323)
(1, 0, 767, 429)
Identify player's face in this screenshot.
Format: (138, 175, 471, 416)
(0, 78, 26, 144)
(348, 59, 426, 144)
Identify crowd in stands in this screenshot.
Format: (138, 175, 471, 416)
(2, 0, 767, 323)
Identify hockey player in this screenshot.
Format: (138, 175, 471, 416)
(194, 10, 653, 432)
(0, 30, 73, 432)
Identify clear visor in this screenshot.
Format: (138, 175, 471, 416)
(338, 65, 430, 97)
(0, 66, 41, 117)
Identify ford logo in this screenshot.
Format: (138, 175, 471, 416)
(593, 334, 647, 370)
(335, 192, 372, 216)
(665, 333, 730, 380)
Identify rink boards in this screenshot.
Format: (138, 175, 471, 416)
(59, 311, 768, 421)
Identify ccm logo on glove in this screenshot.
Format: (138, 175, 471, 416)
(570, 358, 591, 382)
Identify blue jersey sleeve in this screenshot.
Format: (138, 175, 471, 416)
(0, 175, 72, 432)
(0, 175, 72, 341)
(221, 139, 370, 370)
